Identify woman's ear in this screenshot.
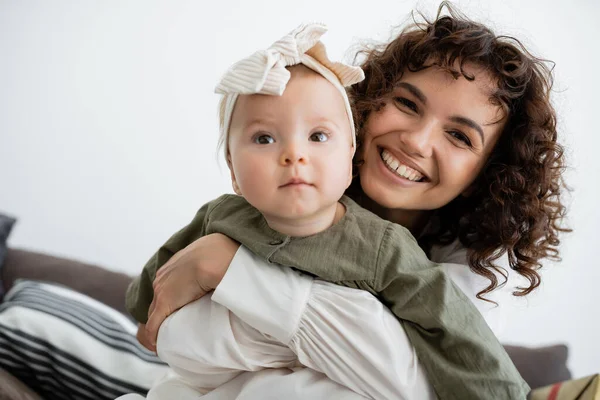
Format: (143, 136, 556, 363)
(226, 154, 242, 195)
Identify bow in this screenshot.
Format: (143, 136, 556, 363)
(215, 23, 364, 96)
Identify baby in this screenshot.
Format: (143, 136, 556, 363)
(126, 23, 528, 399)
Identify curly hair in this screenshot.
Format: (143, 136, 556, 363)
(347, 2, 570, 299)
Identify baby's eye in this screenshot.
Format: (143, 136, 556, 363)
(253, 134, 274, 144)
(309, 132, 329, 142)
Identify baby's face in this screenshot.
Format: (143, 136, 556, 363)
(227, 66, 354, 225)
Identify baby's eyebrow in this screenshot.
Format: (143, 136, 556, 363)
(311, 117, 343, 130)
(244, 117, 275, 127)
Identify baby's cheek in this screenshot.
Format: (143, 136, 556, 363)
(235, 163, 270, 197)
(236, 171, 258, 193)
(232, 154, 261, 183)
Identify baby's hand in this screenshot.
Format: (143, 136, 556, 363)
(144, 233, 241, 347)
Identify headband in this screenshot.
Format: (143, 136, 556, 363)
(215, 22, 365, 158)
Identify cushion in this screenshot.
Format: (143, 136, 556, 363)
(529, 373, 599, 400)
(0, 213, 17, 299)
(0, 280, 170, 400)
(1, 248, 133, 316)
(504, 344, 572, 390)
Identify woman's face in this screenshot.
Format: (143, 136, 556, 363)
(358, 64, 506, 214)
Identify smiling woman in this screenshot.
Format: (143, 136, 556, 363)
(348, 7, 568, 299)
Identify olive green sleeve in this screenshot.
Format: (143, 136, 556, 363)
(125, 197, 225, 323)
(375, 225, 529, 399)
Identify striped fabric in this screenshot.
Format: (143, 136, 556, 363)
(0, 280, 170, 400)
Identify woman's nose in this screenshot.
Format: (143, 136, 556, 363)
(400, 120, 436, 158)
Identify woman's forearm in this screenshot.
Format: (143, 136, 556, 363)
(212, 246, 436, 400)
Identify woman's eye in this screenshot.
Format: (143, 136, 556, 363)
(254, 134, 274, 144)
(448, 131, 472, 147)
(309, 132, 329, 142)
(394, 97, 418, 113)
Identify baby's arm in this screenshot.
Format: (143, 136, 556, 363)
(376, 225, 528, 400)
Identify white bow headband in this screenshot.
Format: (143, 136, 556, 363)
(215, 23, 365, 158)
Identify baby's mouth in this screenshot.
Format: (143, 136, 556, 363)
(379, 149, 427, 182)
(280, 178, 313, 188)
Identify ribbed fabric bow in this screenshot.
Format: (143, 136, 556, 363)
(215, 22, 365, 155)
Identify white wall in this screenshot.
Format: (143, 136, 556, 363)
(1, 0, 598, 379)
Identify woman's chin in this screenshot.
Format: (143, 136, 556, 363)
(359, 164, 419, 205)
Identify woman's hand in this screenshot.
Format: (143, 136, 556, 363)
(141, 232, 241, 351)
(137, 323, 155, 351)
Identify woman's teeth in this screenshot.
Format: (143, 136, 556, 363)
(380, 150, 424, 181)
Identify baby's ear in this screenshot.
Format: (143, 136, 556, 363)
(345, 162, 353, 189)
(345, 149, 355, 189)
(226, 154, 242, 195)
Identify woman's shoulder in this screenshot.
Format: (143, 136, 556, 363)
(430, 240, 519, 337)
(429, 239, 470, 265)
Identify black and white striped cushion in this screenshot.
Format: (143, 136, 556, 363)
(0, 280, 170, 400)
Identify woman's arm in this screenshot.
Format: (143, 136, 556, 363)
(140, 233, 240, 351)
(153, 292, 299, 395)
(211, 246, 436, 400)
(142, 239, 433, 399)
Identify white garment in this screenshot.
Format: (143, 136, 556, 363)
(430, 241, 511, 336)
(129, 243, 512, 400)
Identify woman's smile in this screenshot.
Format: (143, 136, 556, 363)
(379, 148, 428, 182)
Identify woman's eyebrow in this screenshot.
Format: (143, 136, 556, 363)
(397, 82, 485, 144)
(397, 82, 428, 104)
(450, 116, 485, 144)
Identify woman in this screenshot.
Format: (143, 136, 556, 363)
(137, 4, 568, 399)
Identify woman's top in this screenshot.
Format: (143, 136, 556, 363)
(127, 194, 527, 399)
(155, 243, 517, 399)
